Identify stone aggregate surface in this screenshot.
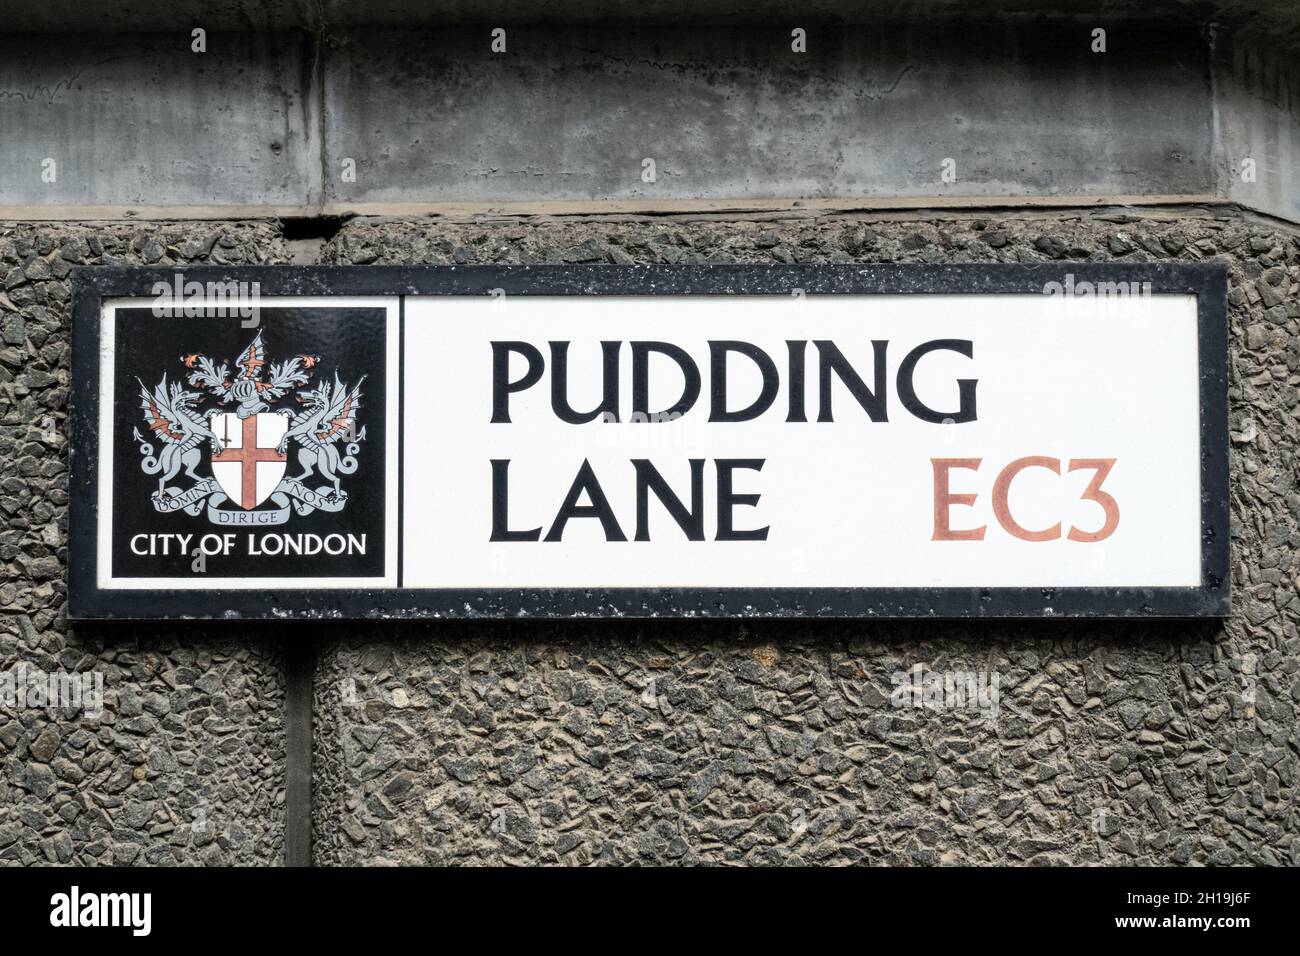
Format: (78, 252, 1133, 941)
(1, 210, 1296, 864)
(314, 211, 1299, 865)
(0, 223, 288, 865)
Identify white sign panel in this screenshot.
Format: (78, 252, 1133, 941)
(407, 292, 1198, 588)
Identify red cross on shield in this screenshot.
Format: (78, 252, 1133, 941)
(209, 412, 288, 510)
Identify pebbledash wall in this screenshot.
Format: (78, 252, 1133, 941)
(1, 209, 1297, 865)
(0, 224, 289, 865)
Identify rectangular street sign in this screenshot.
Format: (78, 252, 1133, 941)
(68, 263, 1229, 620)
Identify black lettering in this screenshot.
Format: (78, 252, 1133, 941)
(715, 459, 769, 541)
(544, 459, 628, 541)
(816, 340, 888, 422)
(631, 342, 701, 421)
(633, 459, 706, 541)
(897, 339, 977, 424)
(489, 459, 542, 541)
(786, 340, 808, 422)
(709, 341, 778, 422)
(490, 342, 544, 424)
(551, 341, 621, 424)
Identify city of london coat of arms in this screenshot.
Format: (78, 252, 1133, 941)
(131, 331, 367, 526)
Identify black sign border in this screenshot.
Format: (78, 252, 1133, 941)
(69, 263, 1230, 621)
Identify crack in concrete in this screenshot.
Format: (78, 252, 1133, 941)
(854, 64, 919, 101)
(0, 56, 133, 105)
(570, 46, 696, 73)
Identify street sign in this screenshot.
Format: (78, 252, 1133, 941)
(68, 264, 1229, 619)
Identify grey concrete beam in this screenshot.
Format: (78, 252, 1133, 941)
(0, 21, 1296, 224)
(0, 32, 320, 208)
(1215, 33, 1300, 225)
(322, 24, 1214, 206)
(9, 1, 1300, 47)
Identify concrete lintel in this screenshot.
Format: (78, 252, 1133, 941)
(8, 2, 1300, 45)
(2, 22, 1297, 225)
(0, 194, 1233, 222)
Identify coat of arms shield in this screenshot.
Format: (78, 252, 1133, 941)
(208, 411, 288, 510)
